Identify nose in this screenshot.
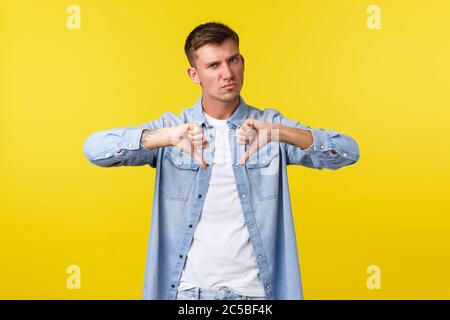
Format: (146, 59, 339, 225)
(221, 63, 233, 80)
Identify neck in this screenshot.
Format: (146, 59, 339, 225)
(201, 94, 240, 120)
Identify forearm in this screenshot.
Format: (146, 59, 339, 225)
(270, 115, 357, 169)
(83, 126, 161, 167)
(140, 127, 173, 150)
(272, 124, 314, 151)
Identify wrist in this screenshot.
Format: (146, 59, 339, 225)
(159, 127, 174, 147)
(270, 123, 281, 142)
(141, 127, 172, 149)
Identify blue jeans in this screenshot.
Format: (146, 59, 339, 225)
(176, 287, 268, 300)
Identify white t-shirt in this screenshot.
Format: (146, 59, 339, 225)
(178, 112, 266, 297)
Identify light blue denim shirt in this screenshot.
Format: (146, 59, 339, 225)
(83, 96, 360, 300)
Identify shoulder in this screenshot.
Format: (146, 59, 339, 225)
(158, 105, 195, 126)
(246, 104, 283, 123)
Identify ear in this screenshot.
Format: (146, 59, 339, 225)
(187, 66, 201, 84)
(241, 54, 245, 71)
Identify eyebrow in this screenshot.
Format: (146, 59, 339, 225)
(205, 53, 240, 67)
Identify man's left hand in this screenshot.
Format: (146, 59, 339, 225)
(237, 119, 276, 165)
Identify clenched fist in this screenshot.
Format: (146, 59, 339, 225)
(236, 119, 276, 165)
(170, 122, 209, 169)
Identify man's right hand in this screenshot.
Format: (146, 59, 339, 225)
(141, 123, 209, 169)
(169, 123, 209, 169)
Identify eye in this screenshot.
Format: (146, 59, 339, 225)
(208, 64, 217, 69)
(231, 56, 238, 62)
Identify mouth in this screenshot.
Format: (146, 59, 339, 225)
(221, 83, 237, 90)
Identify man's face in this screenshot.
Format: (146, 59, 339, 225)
(187, 38, 244, 103)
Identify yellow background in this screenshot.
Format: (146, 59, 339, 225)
(1, 0, 449, 299)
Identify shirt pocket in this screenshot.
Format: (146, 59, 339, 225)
(160, 148, 200, 202)
(245, 144, 280, 201)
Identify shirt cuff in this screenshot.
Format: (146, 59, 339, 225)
(305, 128, 333, 152)
(119, 127, 144, 151)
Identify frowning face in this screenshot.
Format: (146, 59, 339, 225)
(187, 38, 245, 103)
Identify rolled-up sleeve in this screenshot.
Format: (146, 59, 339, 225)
(275, 114, 360, 170)
(83, 117, 164, 168)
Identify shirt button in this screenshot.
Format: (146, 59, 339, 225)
(178, 161, 183, 165)
(266, 284, 270, 289)
(179, 255, 183, 259)
(128, 144, 133, 148)
(105, 153, 110, 157)
(320, 145, 324, 149)
(249, 224, 254, 229)
(343, 152, 347, 157)
(198, 194, 202, 198)
(258, 255, 263, 260)
(242, 194, 246, 198)
(189, 224, 193, 228)
(219, 288, 226, 295)
(171, 284, 175, 288)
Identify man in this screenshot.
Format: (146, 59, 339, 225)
(83, 22, 360, 300)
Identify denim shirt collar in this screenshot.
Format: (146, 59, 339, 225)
(192, 95, 249, 129)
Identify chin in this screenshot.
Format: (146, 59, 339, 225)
(219, 91, 240, 102)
